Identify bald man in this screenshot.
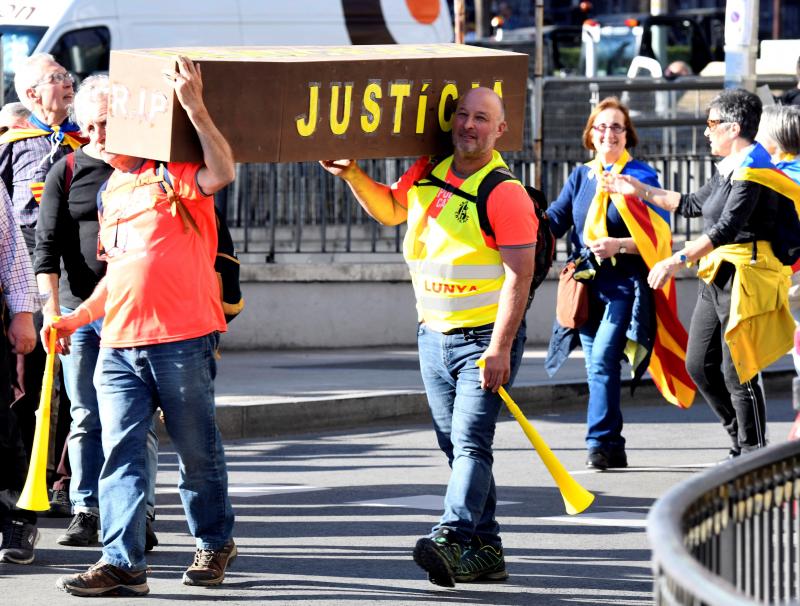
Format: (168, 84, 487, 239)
(321, 88, 537, 587)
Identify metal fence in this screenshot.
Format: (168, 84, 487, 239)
(224, 75, 795, 257)
(648, 439, 800, 605)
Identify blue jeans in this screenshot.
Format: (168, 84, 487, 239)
(417, 321, 526, 547)
(578, 277, 634, 452)
(94, 333, 233, 571)
(61, 307, 157, 517)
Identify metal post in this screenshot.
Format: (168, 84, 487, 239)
(772, 0, 781, 39)
(724, 0, 759, 91)
(474, 0, 489, 40)
(532, 0, 544, 190)
(454, 0, 465, 44)
(651, 0, 668, 67)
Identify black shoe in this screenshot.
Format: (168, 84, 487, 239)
(413, 528, 464, 587)
(586, 449, 609, 470)
(145, 517, 158, 553)
(0, 519, 40, 564)
(586, 448, 627, 470)
(454, 537, 509, 582)
(607, 449, 628, 469)
(58, 512, 100, 546)
(47, 489, 72, 518)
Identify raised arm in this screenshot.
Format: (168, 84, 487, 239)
(166, 56, 235, 195)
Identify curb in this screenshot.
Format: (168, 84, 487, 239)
(187, 369, 796, 440)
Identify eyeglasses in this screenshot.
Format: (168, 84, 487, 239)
(35, 71, 74, 87)
(706, 118, 730, 130)
(592, 123, 625, 134)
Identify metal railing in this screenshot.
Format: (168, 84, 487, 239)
(223, 74, 795, 258)
(648, 439, 800, 605)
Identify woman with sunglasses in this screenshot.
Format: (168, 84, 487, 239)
(545, 97, 693, 470)
(604, 88, 800, 459)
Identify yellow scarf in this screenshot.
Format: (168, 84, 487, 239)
(583, 149, 631, 244)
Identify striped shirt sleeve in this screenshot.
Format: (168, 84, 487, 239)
(0, 184, 38, 314)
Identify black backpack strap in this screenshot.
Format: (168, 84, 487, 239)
(414, 165, 520, 239)
(414, 173, 476, 203)
(475, 168, 516, 238)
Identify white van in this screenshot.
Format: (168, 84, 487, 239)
(0, 0, 453, 100)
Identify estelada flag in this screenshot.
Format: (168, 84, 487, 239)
(586, 150, 696, 408)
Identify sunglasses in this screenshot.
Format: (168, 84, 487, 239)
(706, 118, 731, 130)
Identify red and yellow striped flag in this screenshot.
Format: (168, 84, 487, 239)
(30, 181, 44, 204)
(586, 150, 696, 408)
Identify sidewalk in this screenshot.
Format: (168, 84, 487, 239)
(211, 345, 796, 439)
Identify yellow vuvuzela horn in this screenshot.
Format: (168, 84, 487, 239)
(477, 360, 594, 515)
(17, 319, 59, 511)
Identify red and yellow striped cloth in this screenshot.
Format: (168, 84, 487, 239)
(585, 150, 696, 409)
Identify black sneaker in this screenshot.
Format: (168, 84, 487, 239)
(454, 537, 509, 582)
(145, 517, 158, 552)
(586, 449, 609, 470)
(56, 561, 149, 597)
(586, 448, 627, 470)
(0, 519, 40, 564)
(182, 540, 237, 586)
(607, 449, 628, 469)
(58, 512, 100, 546)
(412, 528, 464, 587)
(47, 489, 72, 518)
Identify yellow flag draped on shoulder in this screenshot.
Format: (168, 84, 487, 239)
(584, 150, 696, 409)
(0, 120, 86, 203)
(0, 127, 84, 149)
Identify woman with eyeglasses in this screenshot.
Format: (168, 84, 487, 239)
(604, 88, 800, 459)
(545, 96, 693, 470)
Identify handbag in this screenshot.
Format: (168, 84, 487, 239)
(556, 261, 589, 329)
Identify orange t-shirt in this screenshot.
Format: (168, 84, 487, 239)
(391, 156, 537, 248)
(98, 160, 226, 348)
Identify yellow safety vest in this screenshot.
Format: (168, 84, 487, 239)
(403, 151, 522, 332)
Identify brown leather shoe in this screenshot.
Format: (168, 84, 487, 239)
(182, 539, 237, 586)
(56, 561, 149, 597)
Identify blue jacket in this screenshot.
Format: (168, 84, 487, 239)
(544, 160, 662, 384)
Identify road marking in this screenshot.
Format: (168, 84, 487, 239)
(569, 463, 716, 475)
(537, 510, 647, 528)
(351, 494, 518, 510)
(162, 484, 326, 497)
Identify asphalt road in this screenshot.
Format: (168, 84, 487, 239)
(2, 394, 796, 605)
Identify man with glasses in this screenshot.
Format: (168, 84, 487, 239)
(0, 53, 85, 525)
(50, 56, 236, 597)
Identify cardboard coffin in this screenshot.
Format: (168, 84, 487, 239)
(105, 44, 528, 163)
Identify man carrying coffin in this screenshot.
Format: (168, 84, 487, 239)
(321, 87, 537, 587)
(51, 56, 236, 597)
